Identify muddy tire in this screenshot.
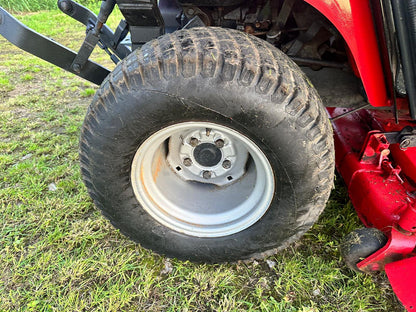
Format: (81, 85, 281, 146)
(340, 228, 388, 272)
(79, 27, 334, 262)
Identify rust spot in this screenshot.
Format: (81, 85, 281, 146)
(140, 161, 165, 212)
(151, 148, 165, 182)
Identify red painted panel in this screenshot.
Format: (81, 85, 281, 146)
(304, 0, 388, 107)
(329, 107, 416, 231)
(328, 106, 416, 310)
(385, 257, 416, 311)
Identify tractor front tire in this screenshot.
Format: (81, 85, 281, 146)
(79, 27, 334, 262)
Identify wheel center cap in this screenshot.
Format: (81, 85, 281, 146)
(193, 143, 222, 167)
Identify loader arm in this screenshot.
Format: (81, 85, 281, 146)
(0, 7, 110, 85)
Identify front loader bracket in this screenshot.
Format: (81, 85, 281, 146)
(57, 0, 131, 64)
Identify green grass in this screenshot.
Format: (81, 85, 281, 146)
(80, 88, 96, 97)
(0, 8, 406, 312)
(0, 0, 99, 12)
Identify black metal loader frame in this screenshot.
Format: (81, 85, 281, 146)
(0, 0, 169, 85)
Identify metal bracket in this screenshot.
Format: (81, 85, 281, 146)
(71, 29, 101, 73)
(287, 21, 324, 56)
(360, 127, 416, 166)
(0, 7, 110, 85)
(117, 0, 164, 50)
(359, 131, 404, 182)
(58, 0, 131, 60)
(267, 0, 296, 42)
(183, 15, 206, 29)
(360, 131, 391, 165)
(383, 126, 416, 150)
(67, 0, 117, 72)
(112, 19, 130, 51)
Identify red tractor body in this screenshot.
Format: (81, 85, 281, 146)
(330, 108, 416, 310)
(307, 0, 388, 108)
(309, 1, 416, 308)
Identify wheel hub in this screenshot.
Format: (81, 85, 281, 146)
(167, 127, 249, 186)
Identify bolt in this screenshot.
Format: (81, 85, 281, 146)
(215, 139, 225, 148)
(58, 0, 73, 14)
(222, 159, 231, 169)
(72, 63, 81, 73)
(183, 158, 192, 167)
(187, 8, 195, 16)
(203, 171, 212, 179)
(400, 138, 411, 150)
(189, 137, 199, 147)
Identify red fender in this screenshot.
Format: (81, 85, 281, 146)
(304, 0, 388, 108)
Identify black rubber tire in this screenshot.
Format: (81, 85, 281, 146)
(340, 228, 388, 272)
(79, 27, 334, 262)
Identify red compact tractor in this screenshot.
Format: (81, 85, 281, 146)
(1, 0, 416, 309)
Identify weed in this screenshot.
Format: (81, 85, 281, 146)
(22, 74, 33, 81)
(80, 88, 96, 97)
(0, 73, 13, 92)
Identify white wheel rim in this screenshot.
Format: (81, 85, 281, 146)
(131, 122, 275, 237)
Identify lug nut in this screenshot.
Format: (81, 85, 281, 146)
(190, 137, 199, 147)
(183, 158, 192, 167)
(215, 139, 225, 148)
(222, 159, 232, 169)
(72, 63, 81, 73)
(203, 171, 212, 179)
